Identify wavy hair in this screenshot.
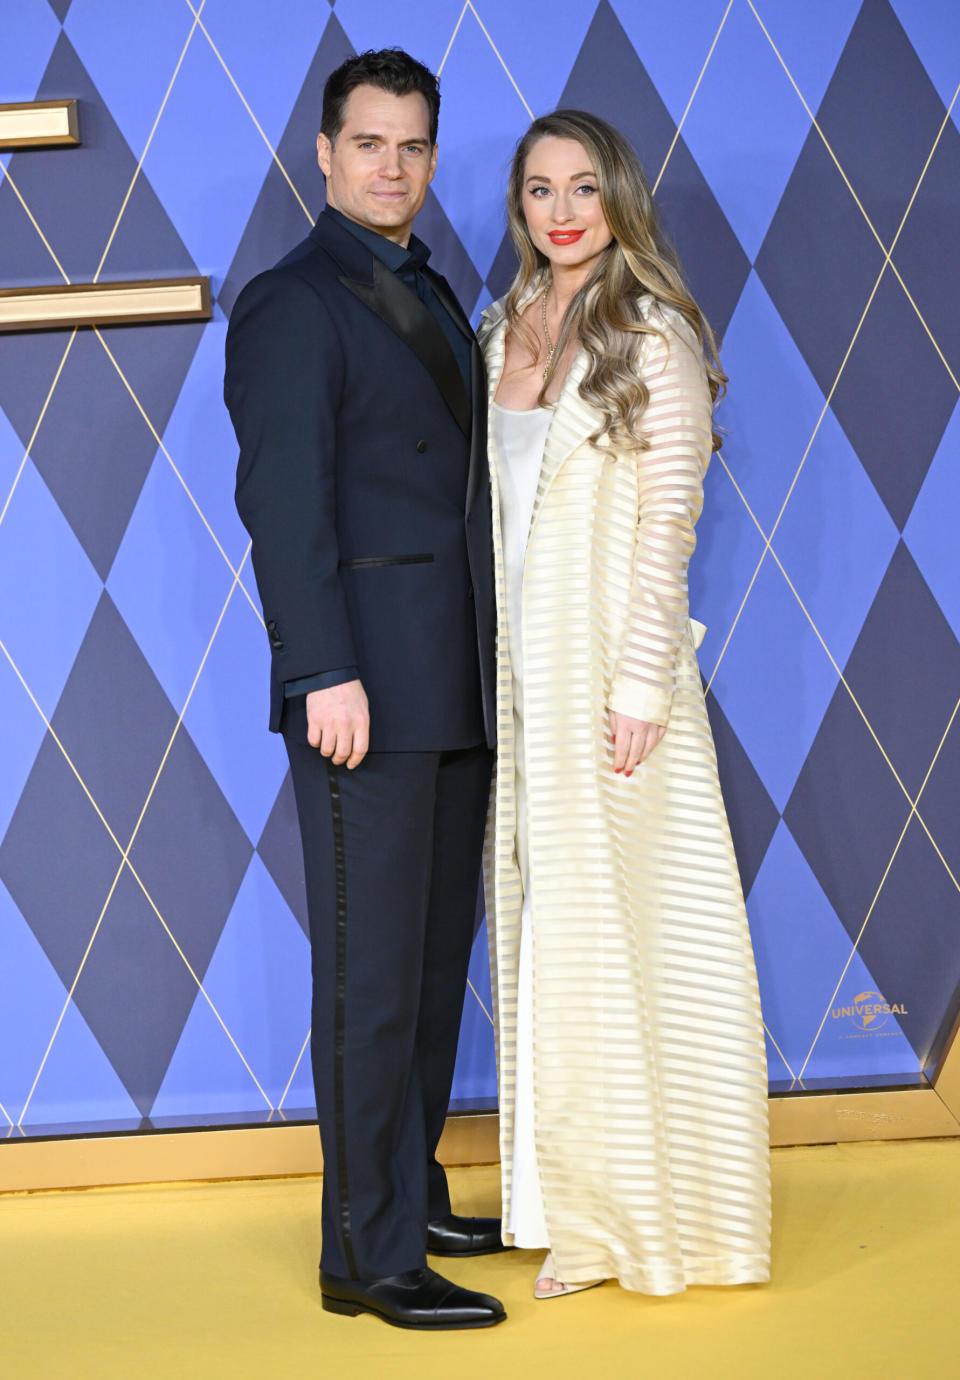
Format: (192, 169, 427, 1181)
(504, 109, 726, 451)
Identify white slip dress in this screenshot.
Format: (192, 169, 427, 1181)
(491, 401, 553, 1249)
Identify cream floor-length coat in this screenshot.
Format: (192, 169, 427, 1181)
(479, 290, 771, 1294)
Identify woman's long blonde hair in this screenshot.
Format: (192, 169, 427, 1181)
(504, 109, 726, 451)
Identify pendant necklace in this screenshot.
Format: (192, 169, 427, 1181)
(541, 289, 555, 382)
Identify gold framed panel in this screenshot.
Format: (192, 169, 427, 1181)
(4, 1014, 959, 1195)
(0, 99, 80, 149)
(0, 278, 212, 332)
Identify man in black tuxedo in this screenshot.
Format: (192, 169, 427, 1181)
(224, 50, 504, 1330)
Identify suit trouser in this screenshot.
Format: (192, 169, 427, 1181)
(283, 716, 492, 1281)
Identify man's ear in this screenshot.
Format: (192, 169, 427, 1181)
(317, 131, 333, 177)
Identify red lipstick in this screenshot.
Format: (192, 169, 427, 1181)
(548, 229, 585, 245)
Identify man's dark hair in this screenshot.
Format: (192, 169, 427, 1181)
(321, 48, 441, 147)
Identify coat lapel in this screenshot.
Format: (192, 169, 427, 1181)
(340, 258, 472, 436)
(482, 302, 601, 545)
(425, 268, 475, 343)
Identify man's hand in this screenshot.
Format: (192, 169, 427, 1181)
(607, 709, 665, 777)
(306, 680, 370, 769)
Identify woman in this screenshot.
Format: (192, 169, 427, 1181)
(479, 110, 771, 1299)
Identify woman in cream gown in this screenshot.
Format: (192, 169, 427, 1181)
(478, 110, 771, 1298)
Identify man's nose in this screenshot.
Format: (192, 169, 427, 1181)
(379, 147, 403, 178)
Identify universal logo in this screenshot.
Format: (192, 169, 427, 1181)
(831, 990, 908, 1039)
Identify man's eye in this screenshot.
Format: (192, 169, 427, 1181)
(402, 145, 423, 155)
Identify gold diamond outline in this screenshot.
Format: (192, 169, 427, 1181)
(715, 451, 960, 1082)
(0, 23, 276, 1127)
(705, 57, 960, 711)
(797, 695, 960, 1082)
(10, 547, 275, 1130)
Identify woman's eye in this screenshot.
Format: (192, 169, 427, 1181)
(577, 184, 598, 195)
(530, 186, 550, 197)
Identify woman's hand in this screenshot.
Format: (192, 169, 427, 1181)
(607, 710, 665, 776)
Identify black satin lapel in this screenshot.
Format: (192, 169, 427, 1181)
(340, 260, 471, 435)
(425, 269, 474, 343)
(465, 341, 487, 520)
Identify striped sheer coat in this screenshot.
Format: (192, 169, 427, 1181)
(478, 290, 771, 1294)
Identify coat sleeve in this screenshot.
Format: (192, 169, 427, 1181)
(225, 269, 357, 683)
(607, 306, 712, 727)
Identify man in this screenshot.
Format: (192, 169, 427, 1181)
(224, 49, 503, 1330)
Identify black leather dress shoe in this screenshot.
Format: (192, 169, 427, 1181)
(426, 1213, 511, 1257)
(319, 1266, 506, 1330)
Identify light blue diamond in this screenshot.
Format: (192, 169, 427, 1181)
(903, 399, 960, 643)
(0, 459, 101, 719)
(774, 405, 901, 671)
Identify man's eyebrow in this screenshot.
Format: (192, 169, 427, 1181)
(350, 133, 431, 145)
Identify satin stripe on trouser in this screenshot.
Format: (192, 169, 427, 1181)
(283, 720, 492, 1281)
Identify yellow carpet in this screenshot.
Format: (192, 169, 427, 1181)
(3, 1140, 959, 1379)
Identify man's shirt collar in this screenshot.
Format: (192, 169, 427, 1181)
(323, 205, 431, 277)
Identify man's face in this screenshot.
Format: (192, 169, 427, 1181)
(317, 85, 437, 245)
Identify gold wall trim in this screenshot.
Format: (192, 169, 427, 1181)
(769, 1086, 959, 1146)
(0, 278, 212, 332)
(931, 1008, 960, 1122)
(3, 1089, 958, 1195)
(0, 1114, 500, 1195)
(0, 99, 80, 149)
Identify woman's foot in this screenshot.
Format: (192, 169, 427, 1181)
(533, 1252, 604, 1300)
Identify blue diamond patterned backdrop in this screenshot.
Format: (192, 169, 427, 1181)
(1, 0, 958, 1137)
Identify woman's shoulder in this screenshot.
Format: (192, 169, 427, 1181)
(637, 294, 705, 363)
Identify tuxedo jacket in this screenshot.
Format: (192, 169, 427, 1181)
(224, 211, 496, 752)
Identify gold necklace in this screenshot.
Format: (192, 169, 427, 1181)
(540, 289, 555, 382)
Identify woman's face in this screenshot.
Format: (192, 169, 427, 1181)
(521, 136, 613, 273)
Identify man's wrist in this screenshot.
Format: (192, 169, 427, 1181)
(284, 667, 360, 698)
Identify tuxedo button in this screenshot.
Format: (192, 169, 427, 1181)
(416, 439, 428, 453)
(467, 586, 474, 600)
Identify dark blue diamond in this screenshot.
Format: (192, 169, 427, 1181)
(843, 543, 960, 798)
(27, 328, 165, 579)
(127, 727, 252, 984)
(95, 166, 199, 285)
(220, 14, 354, 318)
(0, 732, 122, 989)
(817, 0, 948, 247)
(784, 684, 909, 932)
(856, 818, 960, 1066)
(486, 230, 519, 306)
(0, 174, 67, 287)
(71, 865, 202, 1115)
(704, 687, 780, 899)
(256, 771, 308, 940)
(917, 707, 960, 904)
(892, 113, 960, 389)
(559, 0, 749, 337)
(756, 130, 885, 397)
(0, 330, 76, 453)
(829, 271, 956, 528)
(3, 32, 144, 280)
(415, 189, 482, 319)
(49, 592, 178, 844)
